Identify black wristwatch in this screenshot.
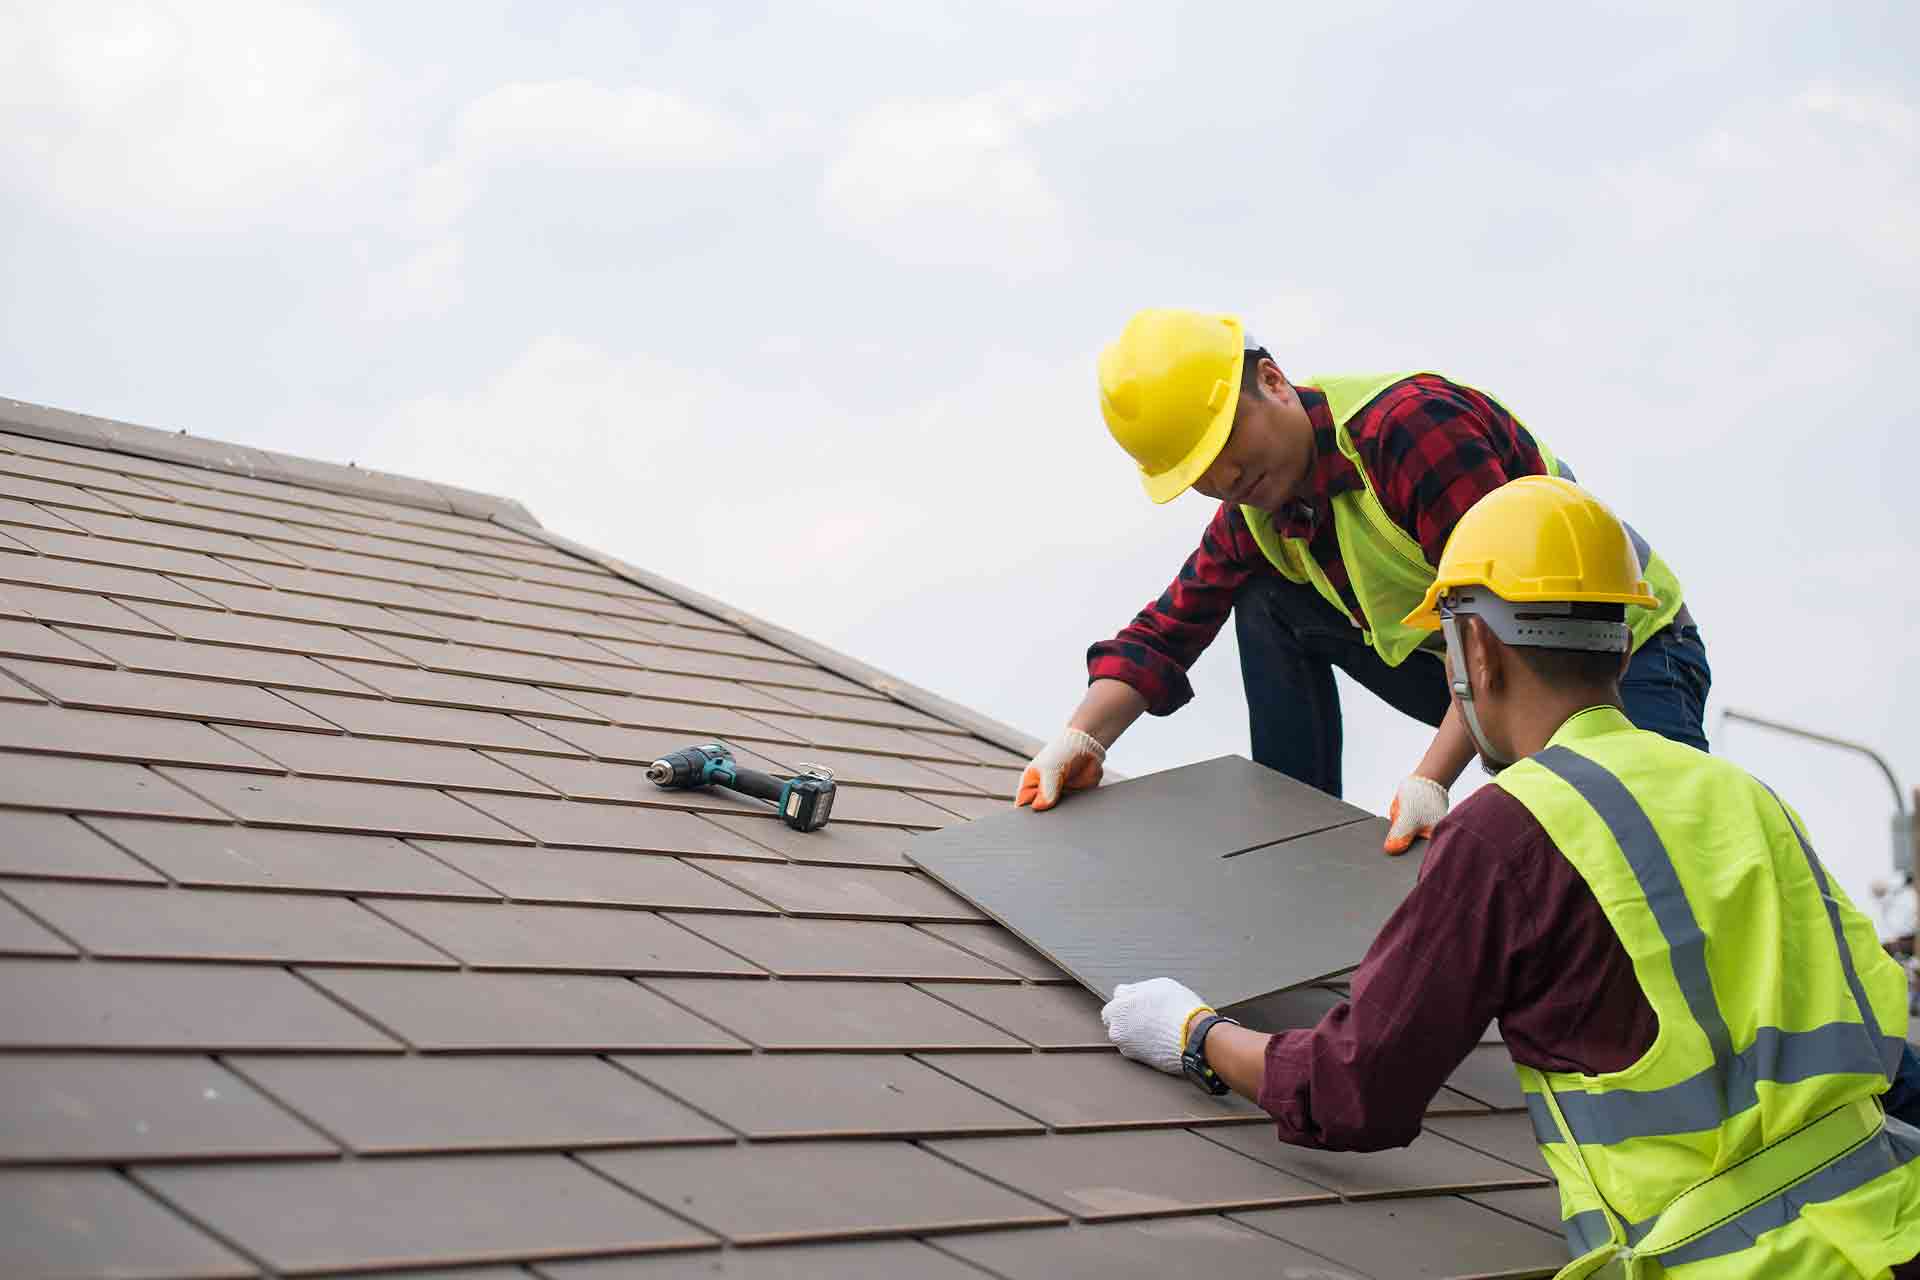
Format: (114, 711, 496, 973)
(1181, 1012, 1239, 1095)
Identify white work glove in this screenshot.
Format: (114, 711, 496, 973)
(1100, 977, 1213, 1074)
(1383, 775, 1449, 855)
(1014, 726, 1105, 811)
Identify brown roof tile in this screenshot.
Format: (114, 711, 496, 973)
(228, 1054, 729, 1155)
(100, 489, 340, 549)
(538, 691, 800, 743)
(937, 1216, 1360, 1280)
(696, 811, 916, 867)
(156, 768, 532, 841)
(745, 713, 981, 763)
(508, 723, 789, 769)
(0, 703, 281, 772)
(0, 580, 169, 633)
(1228, 1196, 1568, 1278)
(912, 922, 1073, 982)
(1422, 1113, 1553, 1178)
(1197, 1124, 1548, 1199)
(0, 810, 166, 883)
(304, 968, 745, 1053)
(51, 506, 309, 565)
(5, 881, 455, 967)
(386, 611, 635, 668)
(642, 977, 1021, 1052)
(0, 958, 397, 1051)
(617, 1051, 1040, 1142)
(536, 1238, 985, 1279)
(85, 818, 494, 899)
(0, 894, 77, 955)
(221, 727, 554, 794)
(928, 1129, 1333, 1221)
(0, 1168, 254, 1279)
(686, 860, 985, 922)
(0, 523, 271, 585)
(0, 753, 228, 820)
(0, 546, 218, 607)
(743, 744, 986, 795)
(580, 1140, 1063, 1244)
(409, 841, 774, 910)
(317, 659, 600, 720)
(450, 792, 747, 854)
(137, 1153, 716, 1273)
(363, 900, 764, 976)
(113, 600, 408, 663)
(0, 657, 339, 730)
(662, 914, 1014, 982)
(182, 578, 440, 638)
(0, 1055, 335, 1163)
(815, 783, 961, 828)
(0, 470, 136, 514)
(0, 616, 117, 665)
(0, 494, 83, 533)
(275, 689, 586, 754)
(61, 629, 380, 695)
(913, 982, 1110, 1050)
(1443, 1044, 1529, 1112)
(915, 1051, 1264, 1131)
(354, 633, 628, 692)
(1464, 1186, 1568, 1238)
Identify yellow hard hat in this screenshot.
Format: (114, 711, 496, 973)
(1403, 475, 1659, 629)
(1098, 309, 1246, 504)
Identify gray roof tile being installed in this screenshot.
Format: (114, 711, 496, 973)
(0, 396, 1560, 1279)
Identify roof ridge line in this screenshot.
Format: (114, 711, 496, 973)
(492, 516, 1050, 766)
(0, 395, 538, 526)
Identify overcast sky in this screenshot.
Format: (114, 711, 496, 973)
(4, 1, 1915, 916)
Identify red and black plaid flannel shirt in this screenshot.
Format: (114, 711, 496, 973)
(1086, 374, 1551, 715)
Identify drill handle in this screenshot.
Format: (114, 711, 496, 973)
(724, 765, 788, 806)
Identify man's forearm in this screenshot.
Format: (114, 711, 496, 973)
(1201, 1022, 1272, 1101)
(1413, 700, 1476, 788)
(1068, 678, 1149, 749)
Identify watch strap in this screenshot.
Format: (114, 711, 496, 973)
(1181, 1012, 1239, 1095)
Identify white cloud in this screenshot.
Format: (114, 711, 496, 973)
(1793, 84, 1916, 141)
(0, 0, 378, 221)
(412, 80, 761, 227)
(819, 85, 1073, 268)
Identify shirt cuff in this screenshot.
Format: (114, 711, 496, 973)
(1086, 643, 1194, 716)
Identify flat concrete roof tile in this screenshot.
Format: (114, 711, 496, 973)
(451, 792, 746, 855)
(533, 693, 802, 744)
(1463, 1186, 1568, 1239)
(0, 495, 84, 533)
(913, 982, 1110, 1050)
(686, 860, 985, 922)
(235, 563, 474, 617)
(1, 451, 173, 498)
(817, 784, 961, 829)
(0, 580, 170, 633)
(536, 1239, 984, 1279)
(595, 667, 803, 715)
(912, 791, 1005, 822)
(183, 579, 440, 638)
(0, 657, 338, 730)
(1228, 1196, 1570, 1278)
(697, 811, 915, 867)
(222, 727, 553, 795)
(915, 1052, 1263, 1130)
(102, 490, 340, 550)
(85, 817, 494, 899)
(1423, 1113, 1553, 1178)
(478, 751, 676, 803)
(0, 1168, 254, 1279)
(0, 1055, 335, 1164)
(137, 1153, 715, 1274)
(410, 841, 771, 911)
(0, 470, 136, 514)
(937, 1216, 1359, 1280)
(388, 611, 633, 668)
(743, 745, 982, 795)
(662, 914, 1013, 981)
(913, 923, 1073, 983)
(355, 634, 627, 693)
(0, 894, 77, 955)
(1444, 1045, 1529, 1112)
(319, 659, 600, 720)
(1197, 1124, 1548, 1199)
(746, 713, 980, 763)
(0, 752, 227, 820)
(927, 1129, 1333, 1221)
(581, 1141, 1062, 1245)
(305, 968, 744, 1052)
(52, 507, 308, 565)
(0, 546, 217, 606)
(0, 958, 397, 1051)
(744, 686, 951, 733)
(501, 726, 787, 772)
(0, 617, 112, 667)
(229, 1054, 729, 1155)
(65, 630, 379, 695)
(6, 881, 454, 967)
(364, 900, 762, 976)
(157, 768, 532, 841)
(644, 977, 1020, 1052)
(0, 809, 165, 882)
(276, 690, 586, 754)
(1, 523, 269, 585)
(114, 600, 407, 663)
(616, 1052, 1040, 1142)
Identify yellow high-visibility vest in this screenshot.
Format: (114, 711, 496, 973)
(1241, 373, 1685, 667)
(1497, 706, 1920, 1278)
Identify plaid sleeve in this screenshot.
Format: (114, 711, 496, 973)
(1085, 502, 1267, 716)
(1362, 375, 1549, 567)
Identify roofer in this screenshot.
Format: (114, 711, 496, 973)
(1100, 476, 1920, 1277)
(1015, 309, 1711, 856)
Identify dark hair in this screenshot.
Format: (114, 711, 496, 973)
(1240, 347, 1275, 397)
(1508, 603, 1630, 687)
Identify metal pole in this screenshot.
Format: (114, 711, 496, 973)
(1721, 708, 1907, 816)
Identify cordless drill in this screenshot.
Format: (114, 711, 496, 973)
(645, 742, 836, 832)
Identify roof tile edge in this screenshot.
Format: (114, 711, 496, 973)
(494, 516, 1048, 765)
(0, 396, 538, 527)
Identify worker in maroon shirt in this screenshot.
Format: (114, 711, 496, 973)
(1013, 309, 1710, 856)
(1101, 478, 1920, 1277)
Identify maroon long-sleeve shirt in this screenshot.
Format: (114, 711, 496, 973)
(1256, 780, 1658, 1149)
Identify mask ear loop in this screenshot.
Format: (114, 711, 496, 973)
(1440, 603, 1514, 771)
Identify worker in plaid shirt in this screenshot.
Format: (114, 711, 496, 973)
(1016, 308, 1711, 853)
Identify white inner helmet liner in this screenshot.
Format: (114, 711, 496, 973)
(1440, 587, 1629, 654)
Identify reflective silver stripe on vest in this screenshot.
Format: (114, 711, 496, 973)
(1764, 783, 1899, 1081)
(1526, 1024, 1905, 1146)
(1535, 747, 1735, 1102)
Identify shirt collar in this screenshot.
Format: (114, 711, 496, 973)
(1545, 704, 1637, 748)
(1270, 385, 1363, 537)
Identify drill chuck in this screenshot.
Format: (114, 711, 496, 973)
(644, 742, 836, 832)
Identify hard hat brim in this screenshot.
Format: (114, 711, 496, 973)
(1402, 579, 1661, 631)
(1137, 350, 1243, 505)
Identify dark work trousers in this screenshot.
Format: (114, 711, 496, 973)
(1231, 571, 1920, 1130)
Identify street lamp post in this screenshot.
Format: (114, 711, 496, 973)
(1721, 708, 1911, 876)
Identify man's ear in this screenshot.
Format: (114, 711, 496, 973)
(1469, 616, 1504, 693)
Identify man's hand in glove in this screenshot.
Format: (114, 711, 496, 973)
(1100, 977, 1213, 1074)
(1383, 775, 1449, 855)
(1014, 727, 1106, 812)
